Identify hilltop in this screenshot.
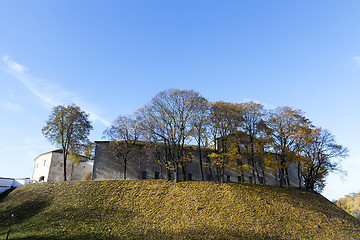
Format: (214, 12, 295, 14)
(0, 180, 359, 239)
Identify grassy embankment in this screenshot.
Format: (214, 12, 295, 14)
(0, 180, 359, 239)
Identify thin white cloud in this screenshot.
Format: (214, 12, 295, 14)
(2, 55, 65, 106)
(2, 55, 26, 73)
(1, 55, 110, 126)
(0, 101, 23, 112)
(354, 56, 360, 67)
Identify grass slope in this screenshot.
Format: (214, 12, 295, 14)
(0, 180, 359, 240)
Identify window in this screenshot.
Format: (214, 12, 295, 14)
(187, 173, 192, 181)
(259, 177, 264, 184)
(206, 174, 212, 181)
(154, 172, 160, 179)
(237, 176, 241, 183)
(227, 175, 231, 182)
(249, 176, 253, 183)
(43, 160, 46, 166)
(39, 176, 45, 182)
(141, 171, 147, 179)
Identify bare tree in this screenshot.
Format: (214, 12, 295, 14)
(300, 128, 348, 191)
(137, 89, 205, 183)
(103, 115, 140, 179)
(190, 97, 209, 181)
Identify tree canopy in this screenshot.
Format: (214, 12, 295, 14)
(42, 104, 93, 181)
(136, 89, 206, 183)
(103, 114, 140, 180)
(336, 192, 360, 220)
(102, 89, 346, 191)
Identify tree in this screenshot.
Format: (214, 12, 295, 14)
(266, 106, 308, 187)
(103, 115, 140, 179)
(190, 97, 209, 181)
(237, 101, 268, 184)
(42, 104, 93, 181)
(336, 192, 360, 220)
(300, 128, 348, 191)
(137, 89, 206, 183)
(208, 101, 240, 182)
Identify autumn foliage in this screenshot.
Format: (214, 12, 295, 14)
(0, 180, 359, 239)
(105, 89, 347, 191)
(337, 192, 360, 220)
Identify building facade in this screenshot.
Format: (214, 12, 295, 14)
(0, 177, 30, 193)
(92, 141, 301, 187)
(32, 149, 93, 182)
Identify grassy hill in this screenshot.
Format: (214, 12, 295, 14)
(0, 180, 359, 240)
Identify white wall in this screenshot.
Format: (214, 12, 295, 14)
(0, 177, 30, 193)
(32, 153, 52, 182)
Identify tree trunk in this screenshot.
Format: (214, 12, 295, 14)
(279, 156, 286, 187)
(63, 151, 67, 181)
(216, 165, 220, 182)
(167, 168, 171, 181)
(221, 165, 225, 183)
(237, 145, 244, 183)
(123, 160, 127, 180)
(159, 164, 163, 179)
(279, 169, 283, 187)
(297, 162, 302, 187)
(251, 159, 257, 184)
(198, 140, 204, 181)
(251, 143, 257, 184)
(261, 164, 266, 185)
(182, 165, 186, 181)
(174, 166, 178, 183)
(207, 155, 213, 181)
(285, 168, 290, 186)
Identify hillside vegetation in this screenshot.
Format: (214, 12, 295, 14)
(0, 180, 359, 240)
(337, 192, 360, 220)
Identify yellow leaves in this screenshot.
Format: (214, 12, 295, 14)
(1, 180, 360, 239)
(336, 192, 360, 220)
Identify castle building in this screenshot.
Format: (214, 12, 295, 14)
(32, 142, 300, 187)
(92, 141, 301, 186)
(32, 149, 93, 182)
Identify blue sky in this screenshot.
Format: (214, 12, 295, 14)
(1, 1, 359, 200)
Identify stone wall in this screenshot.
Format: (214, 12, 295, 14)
(71, 160, 94, 181)
(92, 141, 301, 187)
(33, 150, 93, 182)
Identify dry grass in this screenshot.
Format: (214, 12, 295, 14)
(0, 180, 359, 239)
